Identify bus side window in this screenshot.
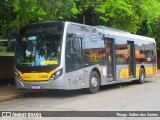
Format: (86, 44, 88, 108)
(66, 34, 83, 73)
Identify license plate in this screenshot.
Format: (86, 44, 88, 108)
(31, 85, 40, 89)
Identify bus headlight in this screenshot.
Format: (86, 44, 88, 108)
(50, 68, 63, 80)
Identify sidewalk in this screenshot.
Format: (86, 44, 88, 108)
(0, 84, 43, 102)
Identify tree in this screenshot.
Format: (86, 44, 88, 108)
(94, 0, 137, 32)
(0, 0, 78, 38)
(74, 0, 160, 33)
(1, 0, 160, 39)
(12, 0, 78, 32)
(0, 0, 15, 38)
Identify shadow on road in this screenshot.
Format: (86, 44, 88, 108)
(99, 79, 153, 92)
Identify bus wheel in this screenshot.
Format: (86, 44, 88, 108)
(88, 71, 100, 94)
(138, 68, 145, 84)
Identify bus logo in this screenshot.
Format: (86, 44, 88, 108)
(2, 112, 11, 117)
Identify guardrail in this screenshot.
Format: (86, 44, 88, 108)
(0, 39, 8, 41)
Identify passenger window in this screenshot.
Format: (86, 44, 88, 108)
(83, 34, 105, 63)
(115, 39, 128, 65)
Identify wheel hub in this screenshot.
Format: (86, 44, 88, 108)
(91, 77, 98, 87)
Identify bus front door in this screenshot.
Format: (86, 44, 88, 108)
(105, 38, 116, 82)
(127, 41, 136, 78)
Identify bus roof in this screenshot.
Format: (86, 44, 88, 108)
(65, 22, 155, 43)
(95, 26, 155, 43)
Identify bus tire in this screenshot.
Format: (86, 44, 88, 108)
(138, 68, 145, 84)
(87, 71, 100, 94)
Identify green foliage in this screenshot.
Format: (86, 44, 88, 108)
(0, 0, 79, 38)
(94, 0, 137, 32)
(0, 0, 15, 38)
(147, 23, 160, 50)
(0, 0, 160, 48)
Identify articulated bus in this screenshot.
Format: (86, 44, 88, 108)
(15, 21, 157, 93)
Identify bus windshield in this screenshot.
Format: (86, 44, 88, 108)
(15, 23, 63, 67)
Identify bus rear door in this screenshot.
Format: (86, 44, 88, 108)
(127, 41, 136, 78)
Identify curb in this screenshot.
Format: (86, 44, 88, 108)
(0, 94, 29, 103)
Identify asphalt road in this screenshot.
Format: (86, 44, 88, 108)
(0, 74, 160, 120)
